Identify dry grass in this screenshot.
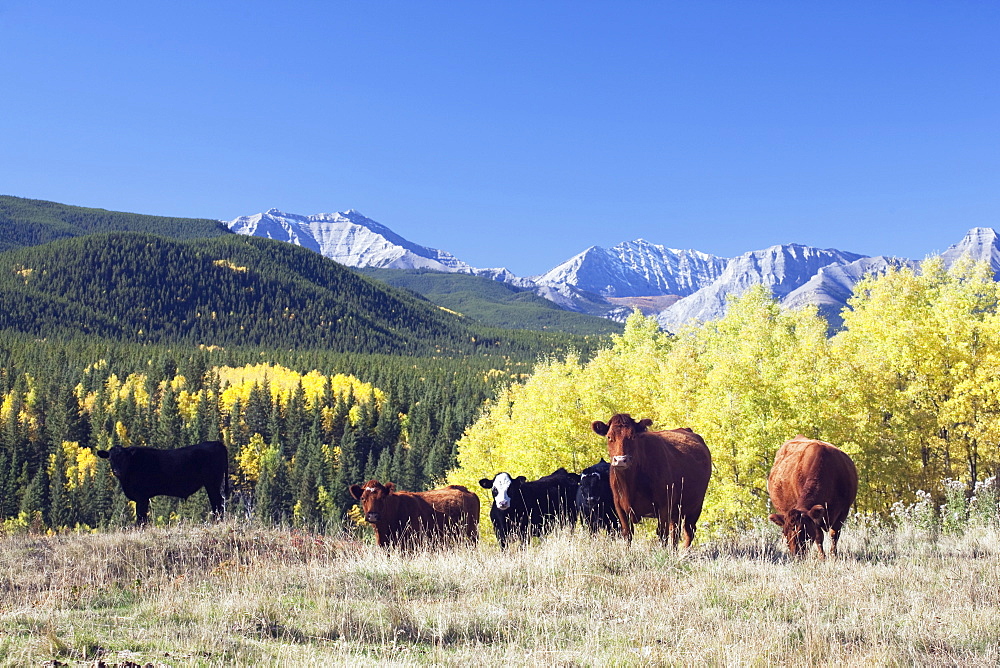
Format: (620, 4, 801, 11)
(1, 518, 999, 666)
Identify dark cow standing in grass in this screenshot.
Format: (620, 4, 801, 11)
(478, 468, 580, 549)
(349, 480, 479, 549)
(767, 436, 858, 558)
(576, 459, 620, 535)
(592, 414, 712, 547)
(96, 441, 229, 525)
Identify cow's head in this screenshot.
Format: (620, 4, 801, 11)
(578, 459, 608, 506)
(769, 505, 827, 555)
(478, 472, 525, 511)
(592, 414, 653, 471)
(95, 445, 132, 479)
(349, 479, 396, 524)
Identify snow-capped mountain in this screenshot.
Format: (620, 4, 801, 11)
(228, 208, 503, 276)
(227, 207, 1000, 332)
(941, 227, 1000, 275)
(657, 244, 865, 331)
(532, 239, 728, 298)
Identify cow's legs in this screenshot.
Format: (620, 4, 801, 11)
(656, 515, 676, 547)
(811, 525, 827, 559)
(466, 514, 478, 544)
(134, 498, 150, 526)
(206, 482, 225, 520)
(828, 521, 844, 557)
(495, 520, 509, 550)
(616, 503, 634, 543)
(681, 518, 697, 548)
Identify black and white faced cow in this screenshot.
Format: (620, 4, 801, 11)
(478, 468, 579, 549)
(97, 441, 229, 525)
(576, 459, 620, 535)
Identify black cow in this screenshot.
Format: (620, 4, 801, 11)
(96, 441, 229, 525)
(576, 459, 620, 535)
(478, 467, 579, 549)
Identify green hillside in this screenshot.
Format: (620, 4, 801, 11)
(363, 268, 624, 335)
(0, 194, 230, 252)
(0, 233, 605, 357)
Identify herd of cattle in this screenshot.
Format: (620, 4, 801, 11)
(97, 413, 859, 558)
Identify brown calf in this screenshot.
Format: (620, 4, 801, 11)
(349, 480, 479, 548)
(767, 436, 858, 558)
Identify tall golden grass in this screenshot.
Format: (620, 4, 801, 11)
(2, 516, 999, 666)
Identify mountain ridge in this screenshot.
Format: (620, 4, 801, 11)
(6, 196, 998, 335)
(226, 207, 1000, 330)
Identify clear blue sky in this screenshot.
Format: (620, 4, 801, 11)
(2, 2, 998, 277)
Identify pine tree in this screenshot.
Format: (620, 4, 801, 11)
(47, 443, 74, 528)
(245, 381, 271, 441)
(154, 383, 184, 449)
(255, 442, 292, 526)
(20, 467, 49, 524)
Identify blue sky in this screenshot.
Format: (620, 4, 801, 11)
(2, 2, 998, 276)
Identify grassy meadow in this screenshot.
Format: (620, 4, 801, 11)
(2, 513, 1000, 667)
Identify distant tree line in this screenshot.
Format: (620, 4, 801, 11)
(0, 194, 230, 253)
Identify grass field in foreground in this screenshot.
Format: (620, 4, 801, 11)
(2, 517, 999, 667)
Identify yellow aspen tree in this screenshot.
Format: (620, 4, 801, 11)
(832, 256, 1000, 506)
(684, 287, 827, 527)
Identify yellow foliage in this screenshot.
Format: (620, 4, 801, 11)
(216, 363, 382, 415)
(237, 433, 269, 482)
(452, 257, 1000, 529)
(0, 391, 12, 423)
(60, 442, 99, 490)
(175, 390, 202, 423)
(317, 485, 335, 518)
(213, 259, 248, 272)
(115, 421, 130, 446)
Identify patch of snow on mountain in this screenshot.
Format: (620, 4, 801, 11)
(657, 244, 865, 331)
(533, 240, 728, 298)
(941, 227, 1000, 275)
(229, 209, 478, 272)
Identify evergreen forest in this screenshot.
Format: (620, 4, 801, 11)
(0, 223, 605, 533)
(0, 195, 230, 252)
(0, 331, 546, 532)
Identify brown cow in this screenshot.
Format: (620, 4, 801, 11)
(767, 436, 858, 558)
(592, 414, 712, 547)
(348, 480, 479, 548)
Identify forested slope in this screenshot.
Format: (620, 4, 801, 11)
(0, 233, 604, 357)
(0, 195, 230, 251)
(363, 268, 624, 335)
(0, 194, 621, 337)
